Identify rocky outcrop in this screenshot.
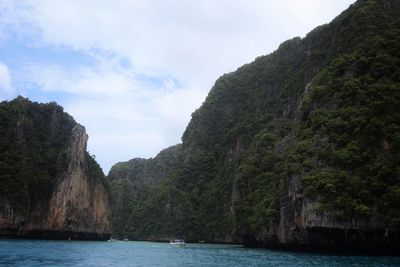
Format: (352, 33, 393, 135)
(242, 177, 400, 254)
(0, 98, 110, 240)
(44, 125, 110, 238)
(282, 153, 398, 248)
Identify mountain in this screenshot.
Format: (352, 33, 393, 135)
(107, 144, 182, 237)
(0, 97, 111, 240)
(109, 0, 400, 253)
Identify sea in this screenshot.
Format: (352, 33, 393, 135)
(0, 240, 399, 267)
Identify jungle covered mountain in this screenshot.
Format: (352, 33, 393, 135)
(0, 97, 111, 240)
(108, 144, 182, 236)
(0, 97, 76, 211)
(109, 0, 400, 252)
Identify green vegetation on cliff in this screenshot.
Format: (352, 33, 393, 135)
(108, 144, 182, 236)
(0, 97, 105, 214)
(109, 0, 400, 244)
(292, 20, 400, 223)
(0, 97, 75, 212)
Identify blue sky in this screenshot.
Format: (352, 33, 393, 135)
(0, 0, 356, 173)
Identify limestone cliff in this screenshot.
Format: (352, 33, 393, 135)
(0, 97, 110, 240)
(108, 0, 400, 253)
(108, 144, 182, 190)
(107, 144, 182, 236)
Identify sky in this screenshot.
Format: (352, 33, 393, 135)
(0, 0, 356, 173)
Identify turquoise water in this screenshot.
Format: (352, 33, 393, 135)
(0, 240, 399, 266)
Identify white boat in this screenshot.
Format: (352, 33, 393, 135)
(169, 239, 186, 247)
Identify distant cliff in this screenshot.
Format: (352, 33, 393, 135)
(108, 0, 400, 253)
(107, 144, 182, 236)
(0, 97, 111, 240)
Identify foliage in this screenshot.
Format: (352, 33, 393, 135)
(292, 20, 400, 223)
(109, 0, 400, 241)
(0, 97, 75, 212)
(87, 152, 109, 191)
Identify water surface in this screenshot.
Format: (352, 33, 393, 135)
(0, 240, 399, 266)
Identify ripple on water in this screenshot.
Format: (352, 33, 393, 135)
(0, 240, 399, 267)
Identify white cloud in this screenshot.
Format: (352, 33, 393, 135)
(20, 0, 356, 90)
(0, 62, 14, 99)
(19, 60, 207, 172)
(63, 85, 207, 172)
(21, 61, 139, 96)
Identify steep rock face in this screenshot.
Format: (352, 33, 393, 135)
(109, 0, 400, 253)
(0, 97, 110, 240)
(45, 125, 110, 235)
(182, 0, 400, 252)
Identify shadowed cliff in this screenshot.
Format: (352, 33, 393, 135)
(107, 144, 182, 237)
